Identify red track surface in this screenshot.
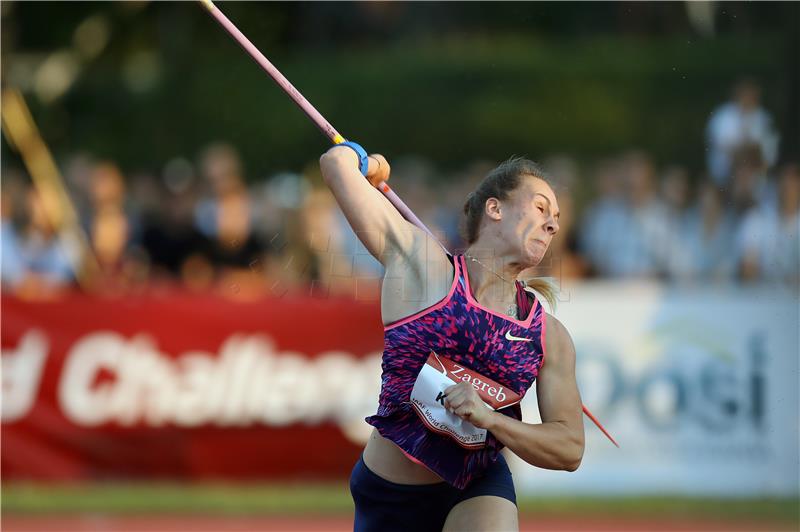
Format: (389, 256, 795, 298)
(2, 515, 794, 532)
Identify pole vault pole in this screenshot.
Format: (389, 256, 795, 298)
(199, 0, 618, 448)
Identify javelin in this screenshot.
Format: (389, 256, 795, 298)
(199, 0, 618, 448)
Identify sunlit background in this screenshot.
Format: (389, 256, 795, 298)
(2, 2, 798, 531)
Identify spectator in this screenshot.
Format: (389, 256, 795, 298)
(299, 186, 365, 298)
(249, 171, 311, 294)
(2, 181, 76, 296)
(62, 153, 95, 225)
(729, 143, 772, 214)
(677, 181, 737, 282)
(1, 170, 29, 288)
(582, 152, 672, 278)
(87, 162, 131, 273)
(140, 164, 211, 285)
(579, 158, 628, 277)
(661, 165, 691, 217)
(738, 163, 800, 284)
(660, 165, 694, 278)
(540, 155, 587, 280)
(706, 78, 779, 185)
(194, 142, 266, 296)
(14, 143, 799, 293)
(194, 142, 252, 243)
(622, 152, 677, 278)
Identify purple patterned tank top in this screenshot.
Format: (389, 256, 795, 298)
(365, 254, 546, 488)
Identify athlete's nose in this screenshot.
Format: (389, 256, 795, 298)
(545, 216, 559, 235)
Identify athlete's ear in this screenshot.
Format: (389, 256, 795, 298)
(485, 197, 502, 221)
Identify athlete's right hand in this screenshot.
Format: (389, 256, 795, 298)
(443, 381, 496, 430)
(365, 154, 390, 188)
(321, 145, 390, 189)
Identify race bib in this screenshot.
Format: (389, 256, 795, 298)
(409, 352, 522, 448)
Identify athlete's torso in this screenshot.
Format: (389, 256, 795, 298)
(367, 249, 464, 486)
(366, 253, 546, 489)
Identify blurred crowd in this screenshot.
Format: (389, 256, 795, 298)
(2, 80, 798, 300)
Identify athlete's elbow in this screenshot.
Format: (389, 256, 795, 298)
(550, 448, 582, 472)
(559, 433, 585, 472)
(527, 440, 583, 472)
(562, 452, 582, 472)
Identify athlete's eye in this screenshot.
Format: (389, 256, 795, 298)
(536, 205, 545, 213)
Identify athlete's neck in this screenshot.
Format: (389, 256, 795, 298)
(463, 248, 525, 307)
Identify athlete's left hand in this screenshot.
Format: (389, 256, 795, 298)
(443, 381, 495, 429)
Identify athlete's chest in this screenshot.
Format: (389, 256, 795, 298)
(406, 293, 545, 391)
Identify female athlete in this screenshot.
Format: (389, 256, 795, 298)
(320, 145, 585, 532)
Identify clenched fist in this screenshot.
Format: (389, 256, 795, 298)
(443, 381, 496, 430)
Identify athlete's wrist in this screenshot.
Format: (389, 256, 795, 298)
(480, 409, 502, 432)
(335, 141, 369, 175)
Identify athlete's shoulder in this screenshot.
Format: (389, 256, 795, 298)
(543, 313, 576, 367)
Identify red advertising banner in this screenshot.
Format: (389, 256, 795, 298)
(1, 292, 384, 481)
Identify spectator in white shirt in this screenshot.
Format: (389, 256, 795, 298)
(678, 181, 737, 282)
(738, 163, 800, 284)
(706, 79, 779, 185)
(581, 152, 671, 279)
(579, 158, 628, 277)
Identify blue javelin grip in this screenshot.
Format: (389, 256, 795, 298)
(338, 140, 369, 176)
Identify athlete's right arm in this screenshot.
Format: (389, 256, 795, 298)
(319, 145, 421, 266)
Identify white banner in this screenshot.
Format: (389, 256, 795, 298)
(510, 282, 800, 496)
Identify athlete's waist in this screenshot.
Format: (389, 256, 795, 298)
(362, 428, 445, 485)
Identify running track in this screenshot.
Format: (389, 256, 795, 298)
(3, 515, 795, 531)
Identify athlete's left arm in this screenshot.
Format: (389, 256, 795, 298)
(444, 314, 584, 471)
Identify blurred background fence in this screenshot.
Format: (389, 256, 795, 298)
(1, 1, 798, 529)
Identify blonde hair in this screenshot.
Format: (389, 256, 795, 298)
(523, 277, 558, 312)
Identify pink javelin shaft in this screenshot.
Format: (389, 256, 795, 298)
(199, 0, 439, 245)
(200, 0, 338, 141)
(583, 405, 619, 448)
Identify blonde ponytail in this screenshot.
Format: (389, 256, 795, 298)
(523, 277, 558, 312)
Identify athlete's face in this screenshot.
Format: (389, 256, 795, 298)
(502, 177, 560, 266)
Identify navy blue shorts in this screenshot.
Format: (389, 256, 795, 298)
(350, 453, 516, 532)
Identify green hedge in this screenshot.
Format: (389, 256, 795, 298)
(5, 2, 793, 179)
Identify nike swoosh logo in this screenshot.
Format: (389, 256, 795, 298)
(505, 330, 533, 342)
